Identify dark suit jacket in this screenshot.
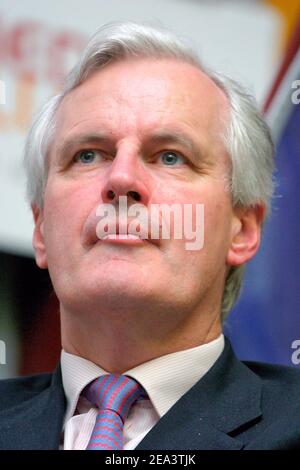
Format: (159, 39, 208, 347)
(1, 338, 300, 450)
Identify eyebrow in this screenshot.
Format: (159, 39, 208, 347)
(56, 133, 112, 162)
(147, 129, 202, 157)
(55, 128, 205, 163)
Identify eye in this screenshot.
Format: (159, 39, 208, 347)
(157, 151, 186, 166)
(74, 149, 103, 164)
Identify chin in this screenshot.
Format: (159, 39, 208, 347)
(80, 269, 153, 302)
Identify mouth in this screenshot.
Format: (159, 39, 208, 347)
(82, 213, 162, 249)
(97, 222, 159, 247)
(100, 233, 147, 245)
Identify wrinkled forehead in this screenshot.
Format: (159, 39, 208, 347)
(53, 58, 230, 159)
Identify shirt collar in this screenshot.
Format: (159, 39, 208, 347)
(61, 334, 224, 423)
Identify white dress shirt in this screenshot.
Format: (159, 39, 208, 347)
(61, 334, 224, 450)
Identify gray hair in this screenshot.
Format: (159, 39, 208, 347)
(23, 21, 275, 320)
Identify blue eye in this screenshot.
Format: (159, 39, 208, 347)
(75, 150, 99, 164)
(159, 151, 185, 166)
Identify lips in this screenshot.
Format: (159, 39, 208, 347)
(102, 233, 142, 240)
(99, 222, 157, 245)
(82, 212, 161, 248)
(100, 233, 147, 246)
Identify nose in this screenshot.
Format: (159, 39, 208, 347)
(101, 148, 150, 206)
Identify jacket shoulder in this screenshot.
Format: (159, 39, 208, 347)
(243, 359, 300, 384)
(242, 360, 300, 406)
(0, 372, 53, 412)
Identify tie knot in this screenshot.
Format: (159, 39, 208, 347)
(83, 374, 145, 422)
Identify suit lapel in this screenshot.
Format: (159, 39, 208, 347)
(0, 364, 66, 450)
(137, 338, 262, 450)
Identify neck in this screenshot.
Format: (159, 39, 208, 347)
(60, 303, 222, 373)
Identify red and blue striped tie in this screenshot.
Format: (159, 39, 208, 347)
(83, 374, 145, 450)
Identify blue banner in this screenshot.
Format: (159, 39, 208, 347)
(225, 100, 300, 368)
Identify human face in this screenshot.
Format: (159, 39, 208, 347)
(33, 58, 237, 326)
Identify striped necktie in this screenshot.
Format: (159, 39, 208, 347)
(83, 374, 146, 450)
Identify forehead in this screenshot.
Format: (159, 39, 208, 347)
(54, 58, 229, 148)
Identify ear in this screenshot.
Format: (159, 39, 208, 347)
(226, 204, 265, 267)
(32, 204, 48, 269)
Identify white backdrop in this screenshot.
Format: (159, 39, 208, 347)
(0, 0, 282, 256)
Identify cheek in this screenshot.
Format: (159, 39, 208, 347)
(170, 201, 232, 294)
(203, 200, 233, 257)
(173, 183, 233, 262)
(42, 178, 100, 256)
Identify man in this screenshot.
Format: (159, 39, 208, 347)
(1, 21, 300, 450)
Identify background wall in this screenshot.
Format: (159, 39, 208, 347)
(0, 0, 299, 377)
